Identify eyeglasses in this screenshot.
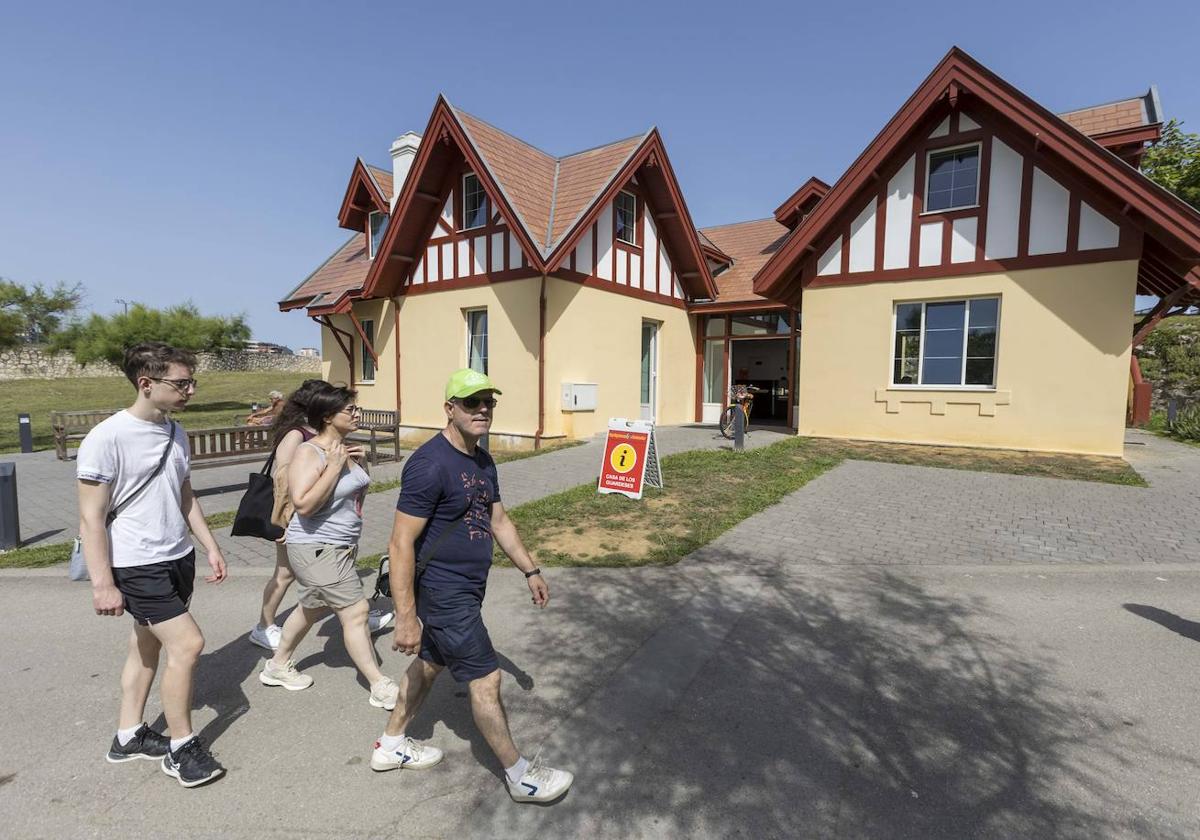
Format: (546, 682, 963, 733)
(339, 404, 362, 415)
(150, 377, 197, 392)
(457, 396, 497, 411)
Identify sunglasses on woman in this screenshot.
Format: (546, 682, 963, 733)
(456, 396, 498, 410)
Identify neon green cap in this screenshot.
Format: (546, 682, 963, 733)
(444, 368, 502, 401)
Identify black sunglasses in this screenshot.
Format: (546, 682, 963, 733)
(149, 377, 197, 391)
(457, 396, 497, 410)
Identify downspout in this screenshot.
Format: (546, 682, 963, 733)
(535, 274, 547, 450)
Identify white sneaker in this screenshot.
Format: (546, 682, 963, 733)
(369, 736, 443, 772)
(369, 676, 399, 710)
(249, 623, 281, 651)
(367, 608, 395, 632)
(506, 757, 574, 803)
(259, 659, 314, 691)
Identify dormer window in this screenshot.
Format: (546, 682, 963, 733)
(924, 144, 980, 212)
(615, 191, 638, 245)
(463, 173, 488, 230)
(368, 211, 389, 259)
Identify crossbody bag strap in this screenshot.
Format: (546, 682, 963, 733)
(107, 420, 177, 526)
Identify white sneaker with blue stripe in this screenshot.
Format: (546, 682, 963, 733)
(506, 756, 573, 803)
(370, 736, 443, 772)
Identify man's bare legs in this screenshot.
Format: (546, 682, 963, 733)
(117, 624, 162, 729)
(383, 658, 443, 736)
(145, 613, 206, 739)
(468, 669, 520, 768)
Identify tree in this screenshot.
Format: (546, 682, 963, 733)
(50, 302, 251, 365)
(0, 278, 83, 347)
(1141, 119, 1200, 211)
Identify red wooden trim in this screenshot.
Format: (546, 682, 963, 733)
(393, 299, 402, 421)
(1016, 153, 1034, 257)
(688, 300, 790, 314)
(805, 245, 1143, 288)
(1066, 195, 1081, 255)
(840, 220, 850, 275)
(909, 144, 927, 270)
(975, 134, 993, 262)
(773, 177, 832, 227)
(694, 316, 704, 422)
(347, 309, 379, 364)
(874, 185, 886, 273)
(940, 218, 953, 266)
(591, 221, 598, 277)
(554, 268, 687, 309)
(785, 309, 797, 428)
(721, 318, 730, 399)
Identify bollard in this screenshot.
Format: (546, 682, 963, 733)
(1168, 398, 1179, 429)
(0, 462, 19, 550)
(733, 404, 745, 451)
(18, 413, 33, 453)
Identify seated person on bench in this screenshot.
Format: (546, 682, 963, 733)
(246, 391, 285, 426)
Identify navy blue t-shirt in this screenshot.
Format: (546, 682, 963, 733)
(397, 433, 500, 590)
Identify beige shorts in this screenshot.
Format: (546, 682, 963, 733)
(286, 543, 364, 610)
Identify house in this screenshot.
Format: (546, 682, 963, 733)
(281, 48, 1200, 456)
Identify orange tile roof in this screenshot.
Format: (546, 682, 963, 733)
(280, 234, 370, 309)
(700, 219, 790, 303)
(549, 135, 645, 247)
(365, 165, 393, 203)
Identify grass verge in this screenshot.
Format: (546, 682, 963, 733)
(0, 541, 73, 569)
(0, 371, 314, 454)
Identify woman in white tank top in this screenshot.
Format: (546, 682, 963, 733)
(257, 383, 399, 710)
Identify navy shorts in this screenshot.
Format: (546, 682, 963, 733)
(416, 584, 498, 683)
(111, 551, 196, 626)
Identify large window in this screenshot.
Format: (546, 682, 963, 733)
(703, 339, 724, 402)
(466, 309, 488, 374)
(463, 173, 488, 230)
(616, 191, 638, 245)
(924, 144, 980, 212)
(368, 211, 389, 259)
(360, 319, 375, 382)
(892, 297, 998, 387)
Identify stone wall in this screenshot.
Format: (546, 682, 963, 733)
(0, 346, 321, 380)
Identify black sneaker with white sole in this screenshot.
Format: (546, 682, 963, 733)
(161, 737, 225, 788)
(106, 725, 170, 763)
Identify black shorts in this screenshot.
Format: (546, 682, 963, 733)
(111, 551, 196, 626)
(416, 584, 498, 683)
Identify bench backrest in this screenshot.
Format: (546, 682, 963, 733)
(188, 425, 274, 461)
(357, 409, 398, 431)
(50, 409, 122, 433)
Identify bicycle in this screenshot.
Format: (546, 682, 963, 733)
(719, 385, 756, 439)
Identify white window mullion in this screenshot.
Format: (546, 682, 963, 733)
(917, 302, 926, 386)
(960, 299, 970, 386)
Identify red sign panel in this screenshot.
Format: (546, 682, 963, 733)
(597, 428, 651, 499)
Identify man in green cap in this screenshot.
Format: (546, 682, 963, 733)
(369, 369, 574, 804)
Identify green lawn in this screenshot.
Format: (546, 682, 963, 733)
(0, 371, 313, 454)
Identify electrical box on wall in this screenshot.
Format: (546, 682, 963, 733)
(561, 383, 598, 411)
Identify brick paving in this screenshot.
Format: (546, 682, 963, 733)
(686, 429, 1200, 570)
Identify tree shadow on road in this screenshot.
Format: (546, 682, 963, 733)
(465, 563, 1197, 839)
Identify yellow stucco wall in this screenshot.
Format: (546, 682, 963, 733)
(543, 278, 696, 439)
(797, 260, 1138, 456)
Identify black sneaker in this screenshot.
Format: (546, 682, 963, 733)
(106, 725, 170, 763)
(161, 737, 225, 788)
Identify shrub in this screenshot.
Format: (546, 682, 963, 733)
(50, 302, 249, 366)
(1171, 402, 1200, 442)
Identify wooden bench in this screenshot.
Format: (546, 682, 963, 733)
(187, 425, 274, 470)
(51, 409, 122, 460)
(352, 409, 401, 465)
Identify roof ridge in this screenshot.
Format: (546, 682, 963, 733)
(560, 132, 649, 160)
(700, 217, 781, 232)
(545, 159, 561, 252)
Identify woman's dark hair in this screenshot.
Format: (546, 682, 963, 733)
(304, 381, 357, 433)
(271, 379, 325, 449)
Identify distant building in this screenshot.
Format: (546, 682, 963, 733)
(245, 340, 293, 355)
(296, 347, 320, 358)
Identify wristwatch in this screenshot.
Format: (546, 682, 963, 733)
(523, 568, 543, 578)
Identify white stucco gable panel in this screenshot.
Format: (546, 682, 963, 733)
(596, 203, 614, 281)
(984, 139, 1022, 260)
(817, 237, 842, 276)
(1028, 167, 1070, 255)
(884, 155, 915, 270)
(918, 222, 942, 267)
(950, 217, 977, 263)
(1078, 202, 1121, 251)
(848, 200, 876, 273)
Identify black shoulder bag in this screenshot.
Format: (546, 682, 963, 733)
(372, 496, 472, 601)
(231, 450, 285, 541)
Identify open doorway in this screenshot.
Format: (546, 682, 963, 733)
(730, 338, 790, 425)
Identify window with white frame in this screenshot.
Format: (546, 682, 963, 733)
(368, 211, 388, 259)
(466, 308, 488, 374)
(360, 319, 375, 382)
(924, 144, 980, 212)
(615, 190, 637, 245)
(892, 297, 998, 387)
(463, 173, 488, 230)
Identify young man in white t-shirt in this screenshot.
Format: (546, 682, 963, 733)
(77, 342, 229, 788)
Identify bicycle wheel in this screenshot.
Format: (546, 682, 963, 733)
(719, 406, 737, 439)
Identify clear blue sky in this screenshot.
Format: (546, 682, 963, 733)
(3, 1, 1196, 348)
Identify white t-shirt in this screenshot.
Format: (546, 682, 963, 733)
(76, 410, 193, 568)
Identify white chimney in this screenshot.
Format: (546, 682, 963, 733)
(389, 131, 421, 209)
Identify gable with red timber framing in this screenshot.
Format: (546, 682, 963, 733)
(338, 158, 391, 232)
(753, 47, 1200, 306)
